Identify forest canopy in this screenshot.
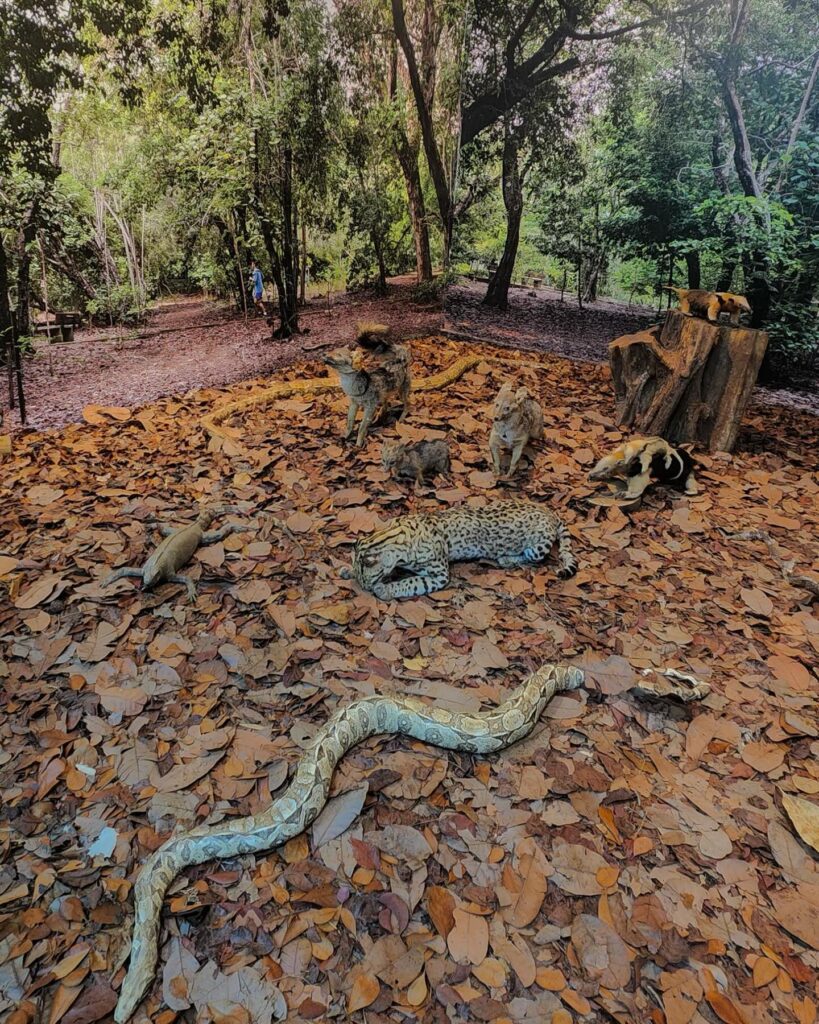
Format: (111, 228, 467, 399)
(455, 0, 819, 377)
(1, 0, 817, 376)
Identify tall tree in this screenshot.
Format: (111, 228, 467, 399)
(390, 0, 463, 262)
(0, 0, 146, 345)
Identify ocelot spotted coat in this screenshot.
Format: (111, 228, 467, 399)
(342, 500, 577, 599)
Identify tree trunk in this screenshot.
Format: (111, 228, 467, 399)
(609, 309, 768, 452)
(300, 220, 307, 304)
(716, 261, 735, 293)
(16, 201, 39, 337)
(275, 147, 299, 337)
(0, 237, 12, 374)
(391, 0, 453, 261)
(395, 129, 433, 281)
(685, 251, 701, 290)
(372, 230, 388, 295)
(483, 128, 522, 310)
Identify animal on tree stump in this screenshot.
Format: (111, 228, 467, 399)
(664, 287, 751, 325)
(324, 338, 411, 447)
(381, 439, 451, 486)
(102, 508, 241, 602)
(588, 437, 697, 502)
(341, 500, 577, 599)
(113, 659, 708, 1023)
(489, 383, 544, 478)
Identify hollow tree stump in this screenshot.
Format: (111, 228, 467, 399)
(609, 309, 768, 452)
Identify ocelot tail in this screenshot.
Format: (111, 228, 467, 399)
(343, 500, 578, 600)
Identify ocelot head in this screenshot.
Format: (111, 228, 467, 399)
(341, 528, 409, 591)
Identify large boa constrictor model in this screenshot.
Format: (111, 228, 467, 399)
(114, 663, 708, 1021)
(114, 663, 581, 1020)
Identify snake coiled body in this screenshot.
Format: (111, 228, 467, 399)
(114, 663, 584, 1022)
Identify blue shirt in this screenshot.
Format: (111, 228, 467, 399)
(251, 268, 263, 296)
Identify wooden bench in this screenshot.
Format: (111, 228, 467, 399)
(32, 310, 83, 344)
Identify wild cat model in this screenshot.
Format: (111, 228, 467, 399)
(342, 500, 577, 599)
(489, 382, 544, 478)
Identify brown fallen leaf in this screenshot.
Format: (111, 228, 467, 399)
(347, 972, 380, 1013)
(752, 956, 778, 988)
(60, 981, 118, 1024)
(705, 990, 748, 1024)
(740, 587, 773, 617)
(741, 741, 785, 774)
(769, 889, 819, 948)
(151, 750, 225, 793)
(767, 821, 818, 884)
(571, 913, 631, 989)
(550, 840, 607, 896)
(782, 793, 819, 854)
(14, 574, 67, 609)
(503, 849, 549, 927)
(448, 908, 489, 965)
(406, 970, 427, 1006)
(48, 983, 83, 1024)
(310, 784, 368, 848)
(82, 404, 132, 424)
(472, 958, 507, 988)
(427, 885, 456, 938)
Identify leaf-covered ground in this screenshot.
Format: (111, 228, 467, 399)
(1, 335, 818, 1024)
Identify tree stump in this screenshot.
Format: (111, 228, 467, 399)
(609, 309, 768, 452)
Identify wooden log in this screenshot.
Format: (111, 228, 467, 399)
(609, 309, 768, 452)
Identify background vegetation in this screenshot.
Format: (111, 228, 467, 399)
(455, 0, 819, 379)
(2, 0, 817, 377)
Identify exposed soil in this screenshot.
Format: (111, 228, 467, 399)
(444, 280, 819, 416)
(7, 281, 444, 432)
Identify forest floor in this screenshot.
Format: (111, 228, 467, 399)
(1, 333, 818, 1024)
(12, 280, 444, 432)
(444, 281, 819, 415)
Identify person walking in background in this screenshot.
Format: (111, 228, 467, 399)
(249, 259, 265, 315)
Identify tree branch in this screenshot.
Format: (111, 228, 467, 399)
(391, 0, 452, 248)
(774, 49, 819, 193)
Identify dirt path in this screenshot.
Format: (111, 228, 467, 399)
(444, 280, 819, 415)
(8, 284, 444, 432)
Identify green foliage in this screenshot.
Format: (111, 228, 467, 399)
(412, 267, 458, 301)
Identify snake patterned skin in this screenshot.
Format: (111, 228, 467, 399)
(114, 662, 584, 1022)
